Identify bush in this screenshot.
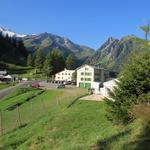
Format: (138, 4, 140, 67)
(106, 50, 150, 124)
(130, 92, 150, 122)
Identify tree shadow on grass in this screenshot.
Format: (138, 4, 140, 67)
(91, 129, 131, 150)
(0, 123, 29, 150)
(4, 123, 28, 136)
(122, 125, 150, 150)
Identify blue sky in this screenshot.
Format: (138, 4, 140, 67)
(0, 0, 150, 49)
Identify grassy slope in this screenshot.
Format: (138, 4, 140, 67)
(0, 83, 13, 90)
(0, 88, 87, 144)
(0, 92, 146, 150)
(0, 89, 43, 110)
(0, 61, 43, 80)
(0, 89, 63, 135)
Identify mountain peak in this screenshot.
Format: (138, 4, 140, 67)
(106, 36, 118, 44)
(0, 27, 26, 38)
(97, 36, 119, 51)
(87, 35, 148, 71)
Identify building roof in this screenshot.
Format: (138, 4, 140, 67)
(55, 68, 75, 75)
(75, 64, 107, 71)
(75, 64, 119, 76)
(4, 75, 12, 79)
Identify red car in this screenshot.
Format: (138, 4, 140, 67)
(31, 83, 40, 88)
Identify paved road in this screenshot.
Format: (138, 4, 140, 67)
(0, 80, 39, 100)
(39, 81, 77, 90)
(0, 80, 76, 100)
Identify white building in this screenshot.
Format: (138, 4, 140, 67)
(100, 79, 118, 99)
(0, 70, 12, 82)
(76, 64, 117, 93)
(55, 68, 75, 82)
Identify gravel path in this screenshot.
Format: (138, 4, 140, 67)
(80, 94, 104, 101)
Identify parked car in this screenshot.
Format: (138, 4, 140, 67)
(71, 81, 76, 85)
(56, 84, 65, 88)
(63, 81, 71, 85)
(31, 83, 40, 88)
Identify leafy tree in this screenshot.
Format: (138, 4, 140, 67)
(27, 54, 33, 66)
(34, 49, 44, 71)
(106, 50, 150, 124)
(66, 54, 76, 69)
(140, 22, 150, 40)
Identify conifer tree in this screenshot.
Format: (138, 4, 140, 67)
(106, 50, 150, 124)
(50, 49, 65, 74)
(43, 52, 53, 78)
(34, 49, 44, 72)
(43, 49, 65, 77)
(66, 54, 75, 69)
(17, 39, 28, 57)
(27, 54, 33, 66)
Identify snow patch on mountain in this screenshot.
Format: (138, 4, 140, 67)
(0, 27, 27, 38)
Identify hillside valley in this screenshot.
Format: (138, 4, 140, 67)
(0, 27, 150, 72)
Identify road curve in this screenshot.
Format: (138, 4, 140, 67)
(0, 81, 39, 100)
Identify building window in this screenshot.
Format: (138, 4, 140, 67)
(85, 78, 91, 81)
(85, 67, 89, 70)
(62, 73, 64, 75)
(81, 72, 84, 75)
(85, 72, 92, 76)
(68, 73, 70, 75)
(62, 77, 63, 79)
(65, 73, 67, 75)
(81, 78, 84, 81)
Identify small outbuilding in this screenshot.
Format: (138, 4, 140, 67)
(100, 79, 118, 98)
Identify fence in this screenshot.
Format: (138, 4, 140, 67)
(0, 92, 86, 136)
(0, 97, 49, 136)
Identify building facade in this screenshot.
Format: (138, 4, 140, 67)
(55, 68, 75, 82)
(76, 64, 117, 92)
(76, 64, 94, 88)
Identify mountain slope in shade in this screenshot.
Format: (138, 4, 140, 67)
(87, 35, 149, 71)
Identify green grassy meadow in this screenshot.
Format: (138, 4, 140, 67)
(0, 82, 16, 90)
(0, 83, 11, 90)
(0, 61, 44, 80)
(0, 87, 149, 150)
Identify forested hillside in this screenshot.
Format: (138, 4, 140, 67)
(0, 33, 28, 66)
